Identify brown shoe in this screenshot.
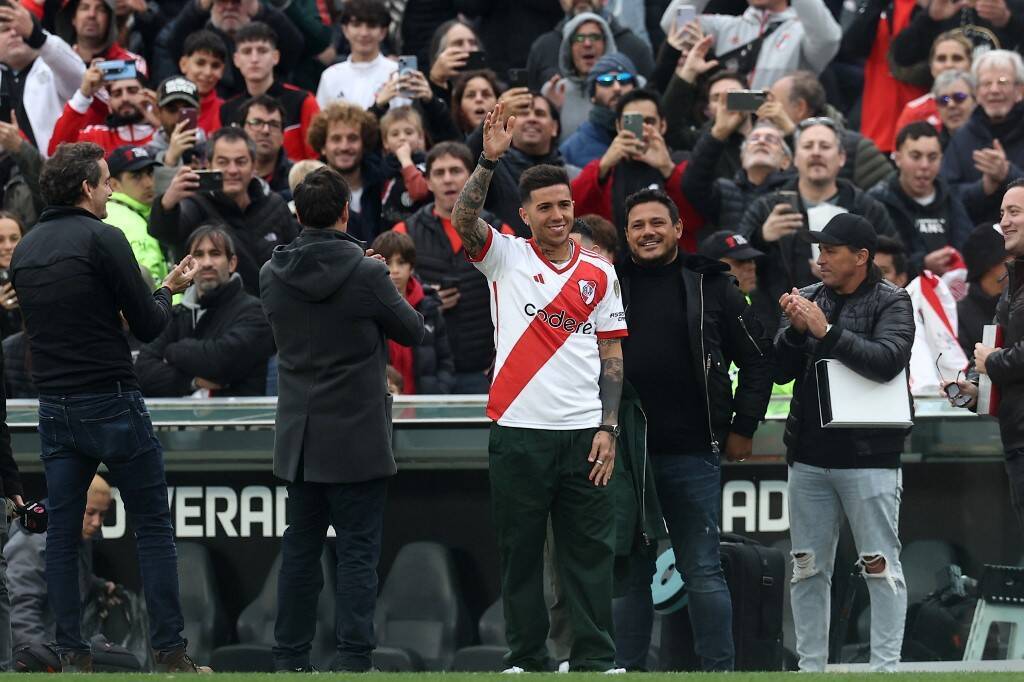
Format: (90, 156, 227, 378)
(60, 650, 93, 673)
(154, 647, 213, 673)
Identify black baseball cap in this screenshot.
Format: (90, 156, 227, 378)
(806, 213, 877, 254)
(698, 230, 764, 260)
(107, 145, 160, 176)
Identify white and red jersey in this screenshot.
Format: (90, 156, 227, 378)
(470, 227, 627, 429)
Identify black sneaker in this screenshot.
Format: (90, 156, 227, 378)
(153, 647, 212, 673)
(60, 650, 93, 673)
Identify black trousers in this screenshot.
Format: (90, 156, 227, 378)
(1005, 449, 1024, 536)
(273, 477, 388, 671)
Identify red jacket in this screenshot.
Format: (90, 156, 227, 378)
(49, 96, 155, 156)
(571, 159, 702, 254)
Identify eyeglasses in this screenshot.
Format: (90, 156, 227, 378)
(245, 118, 283, 131)
(936, 91, 971, 107)
(595, 72, 635, 87)
(935, 353, 972, 407)
(572, 32, 605, 44)
(796, 116, 839, 132)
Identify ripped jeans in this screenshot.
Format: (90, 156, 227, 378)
(787, 462, 906, 673)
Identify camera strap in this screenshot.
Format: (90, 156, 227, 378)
(715, 22, 782, 77)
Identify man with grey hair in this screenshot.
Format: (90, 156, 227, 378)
(683, 105, 794, 231)
(941, 49, 1024, 224)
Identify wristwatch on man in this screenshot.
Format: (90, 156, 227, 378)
(597, 424, 621, 439)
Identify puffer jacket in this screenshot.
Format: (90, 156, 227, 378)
(411, 283, 456, 395)
(738, 177, 898, 303)
(986, 258, 1024, 453)
(617, 254, 774, 450)
(773, 270, 915, 467)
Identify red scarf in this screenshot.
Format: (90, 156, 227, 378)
(387, 277, 424, 394)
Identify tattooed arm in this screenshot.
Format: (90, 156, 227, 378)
(453, 101, 517, 260)
(452, 164, 496, 260)
(589, 338, 623, 486)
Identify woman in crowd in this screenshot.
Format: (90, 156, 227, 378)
(451, 70, 501, 138)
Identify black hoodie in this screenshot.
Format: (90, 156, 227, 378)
(260, 228, 424, 484)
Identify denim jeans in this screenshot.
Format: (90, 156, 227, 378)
(0, 511, 11, 670)
(652, 453, 734, 671)
(37, 390, 184, 655)
(787, 462, 906, 673)
(1005, 449, 1024, 535)
(273, 477, 388, 672)
(611, 549, 656, 670)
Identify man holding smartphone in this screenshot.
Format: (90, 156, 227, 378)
(48, 59, 155, 155)
(144, 76, 207, 168)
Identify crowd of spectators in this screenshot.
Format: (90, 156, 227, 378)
(0, 0, 1020, 398)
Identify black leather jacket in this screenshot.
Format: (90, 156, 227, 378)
(987, 258, 1024, 453)
(617, 254, 774, 450)
(774, 270, 915, 466)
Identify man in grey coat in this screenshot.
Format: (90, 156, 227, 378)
(260, 166, 424, 673)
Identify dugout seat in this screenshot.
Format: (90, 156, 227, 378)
(176, 542, 229, 665)
(449, 598, 507, 671)
(209, 546, 336, 671)
(372, 542, 472, 671)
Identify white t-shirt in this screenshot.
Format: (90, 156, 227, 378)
(316, 54, 397, 110)
(470, 228, 628, 429)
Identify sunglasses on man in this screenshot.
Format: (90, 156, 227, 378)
(595, 72, 636, 87)
(936, 92, 971, 107)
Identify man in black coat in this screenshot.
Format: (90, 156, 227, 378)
(136, 225, 274, 397)
(775, 214, 915, 673)
(260, 167, 423, 673)
(149, 127, 300, 297)
(957, 223, 1009, 358)
(613, 189, 773, 671)
(956, 181, 1024, 535)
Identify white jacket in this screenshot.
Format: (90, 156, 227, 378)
(660, 0, 841, 89)
(20, 31, 85, 158)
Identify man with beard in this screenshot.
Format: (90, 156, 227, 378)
(451, 101, 627, 672)
(103, 145, 168, 282)
(48, 63, 156, 155)
(558, 52, 638, 168)
(54, 0, 145, 71)
(306, 101, 384, 242)
(466, 93, 576, 237)
(241, 95, 293, 196)
(136, 224, 274, 397)
(150, 127, 299, 296)
(941, 50, 1024, 224)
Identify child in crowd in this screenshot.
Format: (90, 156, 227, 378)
(178, 30, 228, 134)
(286, 159, 327, 216)
(370, 230, 454, 395)
(379, 106, 431, 228)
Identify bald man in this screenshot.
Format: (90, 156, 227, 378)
(4, 476, 114, 650)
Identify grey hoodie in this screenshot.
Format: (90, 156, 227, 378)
(555, 12, 618, 141)
(56, 0, 119, 56)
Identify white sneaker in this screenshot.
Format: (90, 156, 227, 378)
(502, 666, 525, 674)
(604, 668, 627, 674)
(557, 661, 570, 673)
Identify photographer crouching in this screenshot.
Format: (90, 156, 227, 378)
(9, 142, 205, 673)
